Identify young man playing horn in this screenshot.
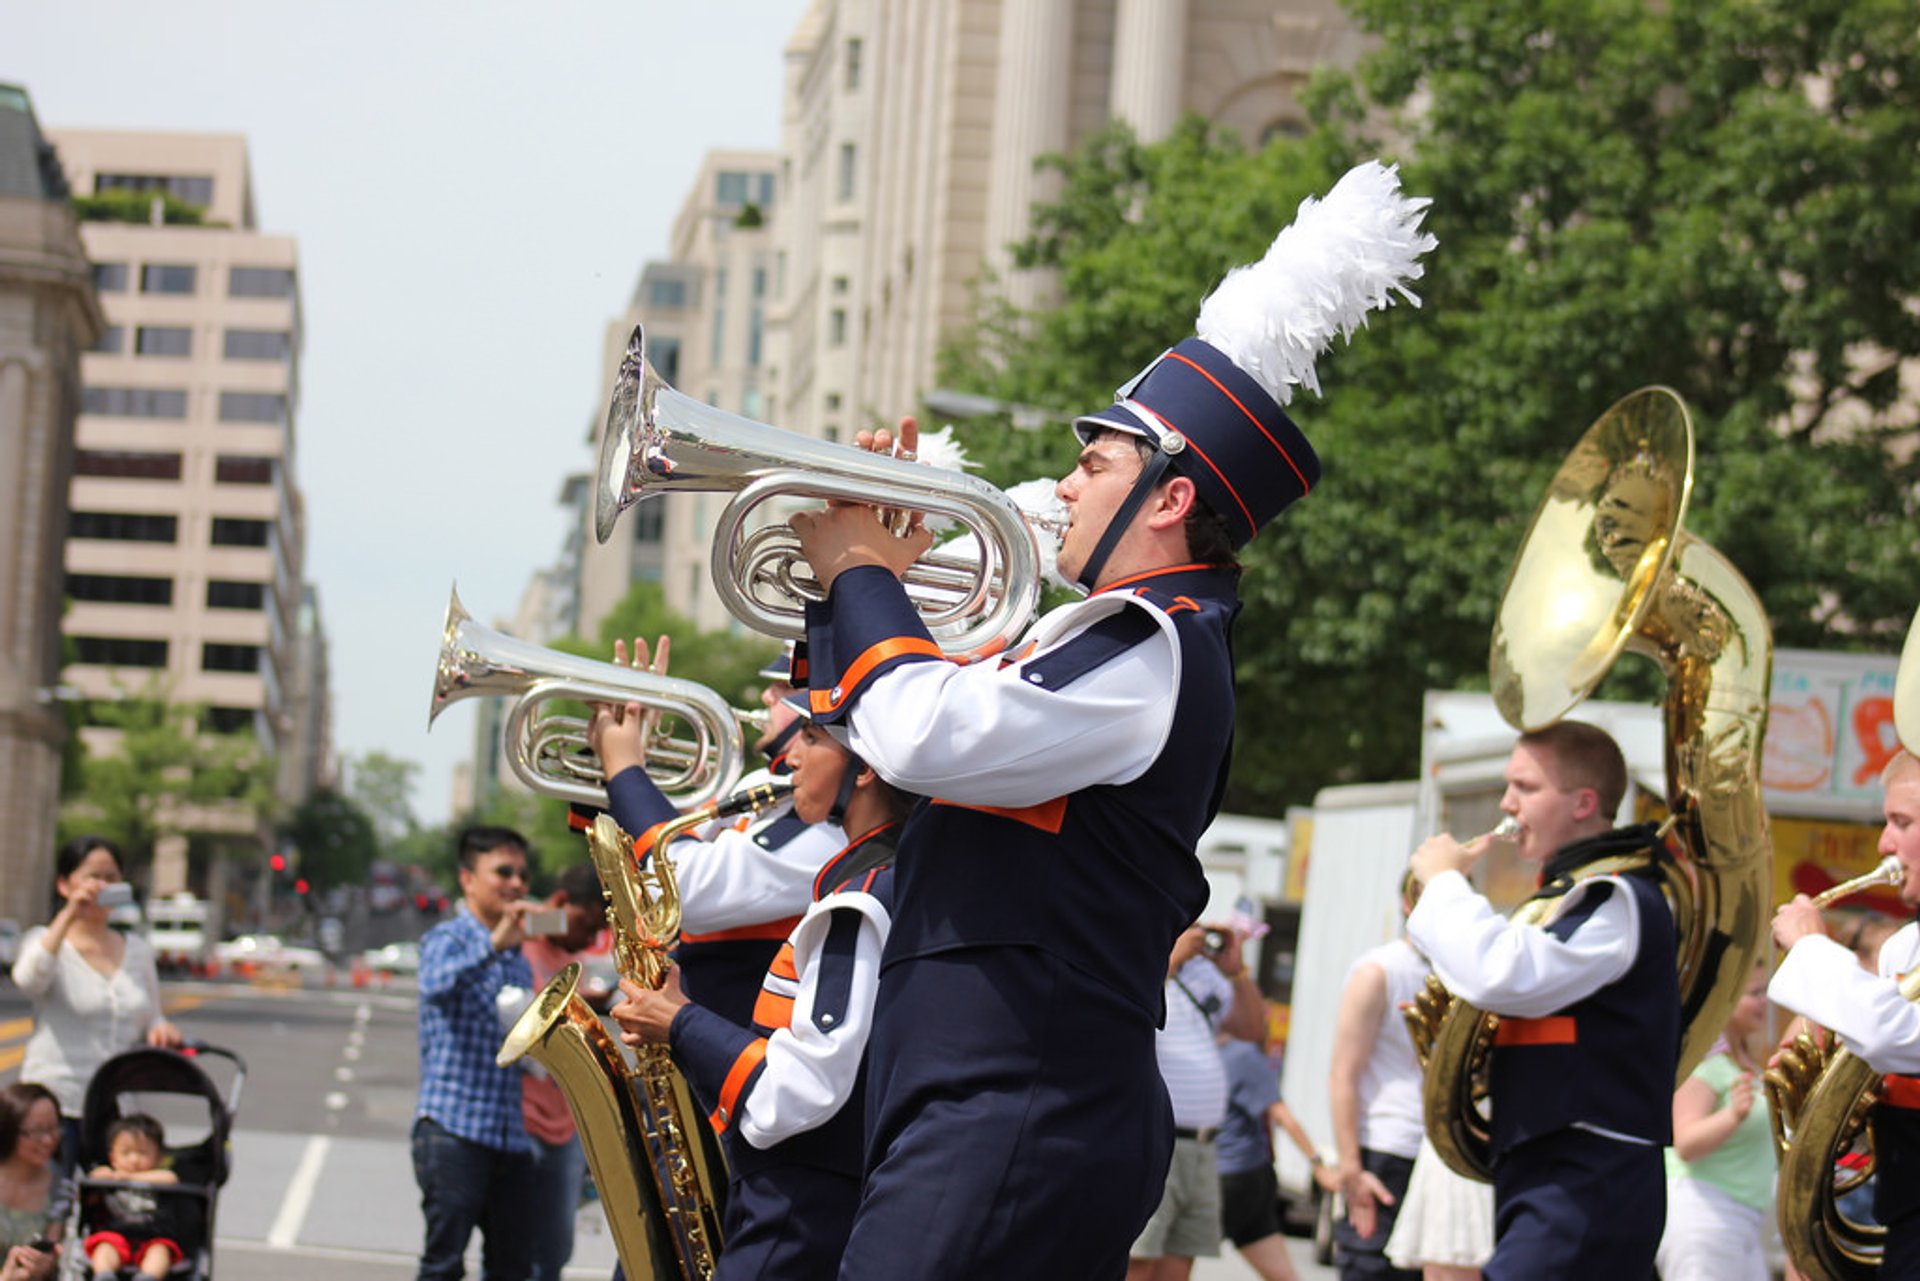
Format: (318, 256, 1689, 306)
(1404, 721, 1679, 1280)
(610, 698, 911, 1279)
(1770, 747, 1920, 1278)
(787, 161, 1431, 1279)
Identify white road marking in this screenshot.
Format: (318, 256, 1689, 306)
(266, 1135, 329, 1248)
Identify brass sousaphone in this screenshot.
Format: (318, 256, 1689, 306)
(1406, 387, 1775, 1180)
(1767, 604, 1920, 1281)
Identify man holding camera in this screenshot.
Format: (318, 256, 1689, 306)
(1130, 923, 1268, 1281)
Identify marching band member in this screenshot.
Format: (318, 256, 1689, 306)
(1405, 722, 1679, 1280)
(610, 697, 909, 1279)
(1770, 747, 1920, 1279)
(584, 645, 845, 1031)
(789, 162, 1434, 1279)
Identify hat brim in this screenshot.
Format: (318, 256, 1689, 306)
(1073, 404, 1164, 448)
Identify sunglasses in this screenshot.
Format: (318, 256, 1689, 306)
(487, 865, 530, 881)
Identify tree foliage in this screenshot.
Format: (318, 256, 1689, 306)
(282, 788, 380, 891)
(57, 683, 275, 873)
(937, 0, 1920, 815)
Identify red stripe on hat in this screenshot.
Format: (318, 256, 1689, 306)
(1162, 350, 1314, 496)
(1121, 396, 1257, 536)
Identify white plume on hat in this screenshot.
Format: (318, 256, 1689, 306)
(1195, 160, 1436, 407)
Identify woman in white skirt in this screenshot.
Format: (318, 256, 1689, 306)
(1655, 964, 1775, 1281)
(1383, 1134, 1493, 1280)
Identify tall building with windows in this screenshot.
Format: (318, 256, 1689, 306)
(0, 85, 102, 925)
(48, 128, 326, 894)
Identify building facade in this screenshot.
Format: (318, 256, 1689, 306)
(0, 85, 103, 925)
(48, 128, 327, 895)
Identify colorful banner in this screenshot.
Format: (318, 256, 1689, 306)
(1764, 648, 1900, 814)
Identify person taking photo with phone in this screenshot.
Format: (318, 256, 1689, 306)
(10, 837, 181, 1181)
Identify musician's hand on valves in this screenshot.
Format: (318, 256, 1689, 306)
(1773, 895, 1829, 951)
(790, 497, 935, 591)
(611, 976, 688, 1046)
(586, 700, 648, 778)
(1408, 832, 1480, 889)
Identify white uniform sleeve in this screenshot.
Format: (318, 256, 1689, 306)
(1769, 932, 1920, 1074)
(737, 893, 889, 1149)
(671, 812, 845, 935)
(1405, 871, 1639, 1017)
(841, 601, 1179, 808)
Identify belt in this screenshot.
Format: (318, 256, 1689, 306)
(1173, 1126, 1218, 1144)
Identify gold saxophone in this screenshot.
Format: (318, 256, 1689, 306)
(1765, 604, 1920, 1281)
(499, 785, 788, 1279)
(1404, 387, 1774, 1181)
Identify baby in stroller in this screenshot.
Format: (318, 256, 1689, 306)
(81, 1116, 178, 1281)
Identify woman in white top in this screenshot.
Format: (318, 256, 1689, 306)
(9, 838, 180, 1178)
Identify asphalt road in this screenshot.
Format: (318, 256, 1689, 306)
(2, 973, 1330, 1280)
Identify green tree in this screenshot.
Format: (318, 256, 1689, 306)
(345, 751, 423, 848)
(281, 789, 380, 892)
(940, 0, 1920, 814)
(58, 684, 276, 875)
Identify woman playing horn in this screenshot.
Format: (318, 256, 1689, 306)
(1770, 748, 1920, 1278)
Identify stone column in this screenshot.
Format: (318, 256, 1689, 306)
(1110, 0, 1189, 143)
(983, 0, 1075, 313)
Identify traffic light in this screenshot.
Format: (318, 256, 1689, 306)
(270, 853, 287, 873)
(294, 878, 310, 897)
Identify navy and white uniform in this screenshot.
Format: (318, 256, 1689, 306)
(605, 765, 845, 1029)
(1771, 917, 1920, 1277)
(1405, 827, 1678, 1280)
(670, 825, 898, 1280)
(800, 560, 1237, 1279)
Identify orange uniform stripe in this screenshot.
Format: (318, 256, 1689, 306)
(1493, 1016, 1577, 1047)
(753, 989, 796, 1030)
(769, 944, 799, 981)
(710, 1039, 770, 1132)
(930, 795, 1069, 834)
(810, 637, 944, 714)
(1093, 564, 1212, 596)
(1883, 1075, 1920, 1109)
(680, 917, 803, 946)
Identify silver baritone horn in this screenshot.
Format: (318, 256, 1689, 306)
(593, 324, 1043, 657)
(427, 586, 747, 811)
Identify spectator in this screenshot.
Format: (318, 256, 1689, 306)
(412, 826, 539, 1281)
(1130, 925, 1267, 1281)
(1325, 931, 1428, 1281)
(515, 863, 607, 1281)
(1655, 963, 1775, 1281)
(1216, 1032, 1327, 1281)
(82, 1113, 180, 1281)
(0, 1083, 64, 1281)
(1383, 1137, 1493, 1279)
(11, 837, 180, 1180)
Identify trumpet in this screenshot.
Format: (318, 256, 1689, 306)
(593, 324, 1044, 657)
(1807, 856, 1904, 908)
(1400, 816, 1523, 910)
(428, 587, 747, 810)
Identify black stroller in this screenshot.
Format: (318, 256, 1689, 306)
(60, 1042, 246, 1280)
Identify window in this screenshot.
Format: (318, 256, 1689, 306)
(90, 325, 124, 354)
(92, 262, 128, 294)
(716, 171, 749, 205)
(829, 308, 847, 347)
(837, 143, 856, 202)
(747, 308, 764, 366)
(752, 267, 767, 299)
(824, 392, 843, 411)
(650, 336, 681, 384)
(83, 386, 188, 419)
(201, 643, 261, 673)
(140, 264, 197, 295)
(646, 278, 687, 309)
(204, 706, 256, 734)
(67, 574, 173, 606)
(72, 636, 168, 668)
(229, 266, 296, 298)
(846, 37, 863, 90)
(207, 580, 267, 610)
(218, 391, 287, 425)
(224, 329, 291, 361)
(831, 275, 849, 295)
(74, 450, 182, 480)
(69, 511, 177, 543)
(711, 306, 726, 364)
(210, 518, 271, 547)
(135, 326, 192, 357)
(215, 456, 275, 485)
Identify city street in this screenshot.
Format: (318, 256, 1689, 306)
(2, 975, 1331, 1280)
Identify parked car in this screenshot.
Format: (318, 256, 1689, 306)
(359, 941, 420, 975)
(145, 894, 212, 975)
(213, 934, 328, 973)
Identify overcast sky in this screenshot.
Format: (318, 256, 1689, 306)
(8, 1, 812, 824)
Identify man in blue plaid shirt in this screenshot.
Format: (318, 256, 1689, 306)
(412, 825, 539, 1281)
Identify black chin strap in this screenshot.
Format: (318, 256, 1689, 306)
(828, 755, 863, 827)
(1074, 447, 1176, 593)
